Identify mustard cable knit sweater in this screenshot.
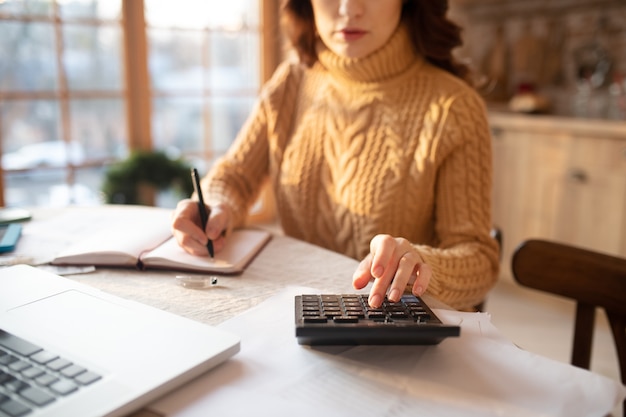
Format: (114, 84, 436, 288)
(203, 26, 500, 310)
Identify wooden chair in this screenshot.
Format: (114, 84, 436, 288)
(512, 239, 626, 417)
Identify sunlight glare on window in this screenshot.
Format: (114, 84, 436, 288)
(145, 0, 260, 167)
(57, 0, 121, 20)
(0, 0, 54, 17)
(144, 0, 258, 30)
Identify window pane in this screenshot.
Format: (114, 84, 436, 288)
(145, 0, 259, 30)
(0, 0, 53, 17)
(208, 31, 259, 91)
(152, 96, 256, 155)
(58, 0, 122, 20)
(63, 24, 123, 90)
(146, 0, 261, 164)
(75, 166, 107, 205)
(5, 168, 102, 207)
(2, 141, 83, 171)
(148, 29, 204, 91)
(0, 22, 58, 91)
(209, 96, 255, 154)
(2, 0, 267, 209)
(204, 0, 259, 29)
(152, 97, 203, 153)
(1, 100, 61, 167)
(4, 170, 65, 206)
(69, 99, 128, 161)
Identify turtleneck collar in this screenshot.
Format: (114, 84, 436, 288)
(316, 24, 421, 84)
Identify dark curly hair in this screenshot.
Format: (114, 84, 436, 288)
(280, 0, 470, 83)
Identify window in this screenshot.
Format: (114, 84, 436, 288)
(0, 0, 274, 208)
(145, 0, 260, 164)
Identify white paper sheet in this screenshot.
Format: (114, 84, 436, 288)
(147, 287, 626, 417)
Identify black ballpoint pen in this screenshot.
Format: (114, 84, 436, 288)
(191, 168, 214, 258)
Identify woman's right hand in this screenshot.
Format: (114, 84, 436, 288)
(171, 199, 231, 256)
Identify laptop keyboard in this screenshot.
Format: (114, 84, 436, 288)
(0, 329, 102, 416)
(295, 294, 460, 345)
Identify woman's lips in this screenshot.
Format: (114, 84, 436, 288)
(337, 28, 366, 41)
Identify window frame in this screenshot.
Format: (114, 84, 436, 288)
(0, 0, 281, 207)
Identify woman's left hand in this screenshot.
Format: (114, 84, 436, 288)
(352, 234, 432, 308)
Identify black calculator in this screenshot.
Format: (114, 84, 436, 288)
(0, 223, 23, 253)
(295, 293, 460, 345)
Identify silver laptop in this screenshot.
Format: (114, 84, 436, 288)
(0, 265, 240, 417)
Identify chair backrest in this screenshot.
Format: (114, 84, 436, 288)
(511, 239, 626, 398)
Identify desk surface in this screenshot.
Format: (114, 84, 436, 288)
(13, 206, 370, 326)
(69, 232, 364, 326)
(9, 206, 625, 417)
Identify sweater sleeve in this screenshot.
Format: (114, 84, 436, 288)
(414, 90, 500, 311)
(202, 61, 299, 228)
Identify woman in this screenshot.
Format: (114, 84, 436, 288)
(171, 0, 500, 311)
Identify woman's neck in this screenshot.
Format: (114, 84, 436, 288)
(316, 24, 420, 84)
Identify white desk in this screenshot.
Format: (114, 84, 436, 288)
(8, 206, 625, 417)
(11, 206, 371, 325)
(66, 232, 366, 326)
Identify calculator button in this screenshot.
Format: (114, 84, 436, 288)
(303, 317, 327, 323)
(333, 316, 358, 323)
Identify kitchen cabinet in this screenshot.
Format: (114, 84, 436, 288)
(489, 112, 626, 280)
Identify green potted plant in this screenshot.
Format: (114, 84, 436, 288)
(101, 150, 194, 206)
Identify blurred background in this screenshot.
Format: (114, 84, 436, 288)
(0, 0, 624, 209)
(0, 0, 276, 208)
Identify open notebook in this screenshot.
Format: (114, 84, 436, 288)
(47, 206, 271, 274)
(0, 264, 240, 417)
